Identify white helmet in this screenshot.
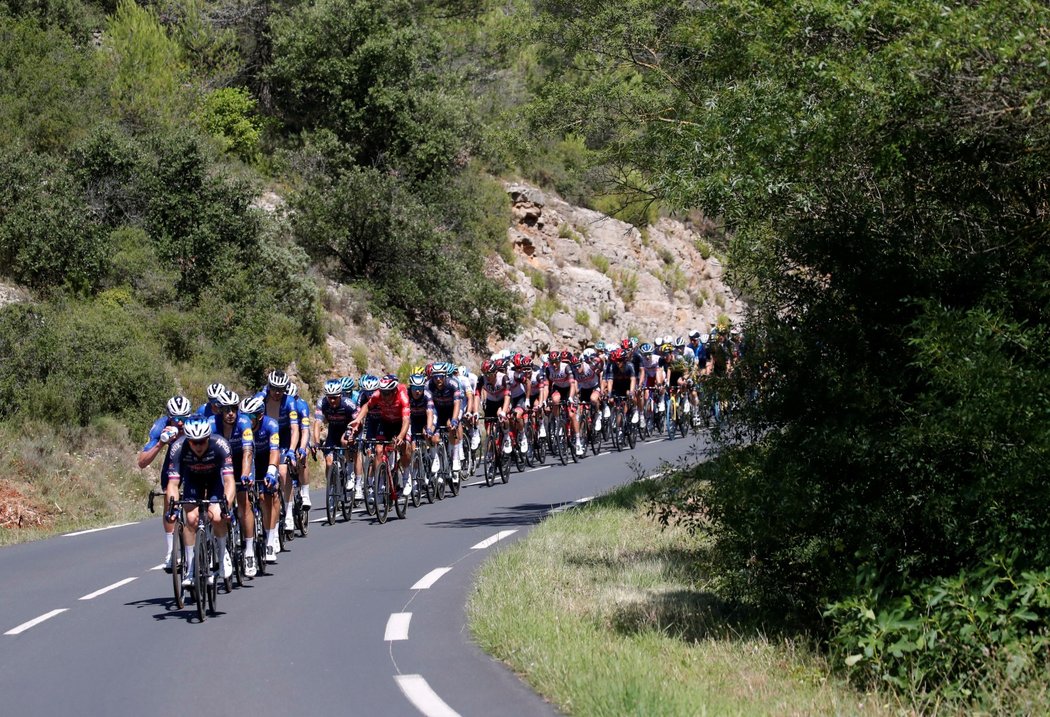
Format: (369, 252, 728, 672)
(183, 418, 212, 440)
(216, 389, 240, 408)
(240, 396, 264, 415)
(287, 383, 299, 398)
(166, 396, 193, 418)
(267, 370, 289, 389)
(206, 382, 226, 401)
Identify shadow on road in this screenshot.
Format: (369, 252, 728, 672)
(424, 501, 573, 529)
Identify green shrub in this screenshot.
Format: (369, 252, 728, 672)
(196, 87, 262, 161)
(614, 269, 638, 306)
(657, 246, 675, 265)
(695, 239, 713, 260)
(532, 295, 561, 325)
(0, 300, 174, 428)
(351, 344, 369, 374)
(574, 308, 590, 327)
(590, 254, 610, 274)
(598, 303, 615, 324)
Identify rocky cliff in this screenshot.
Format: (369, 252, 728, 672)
(323, 181, 744, 374)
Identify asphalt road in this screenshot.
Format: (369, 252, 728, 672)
(0, 432, 708, 717)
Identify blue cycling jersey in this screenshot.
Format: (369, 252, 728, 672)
(255, 387, 299, 449)
(208, 413, 254, 464)
(427, 377, 462, 408)
(196, 402, 221, 420)
(143, 414, 180, 487)
(250, 414, 281, 456)
(408, 389, 434, 418)
(166, 434, 233, 500)
(314, 395, 359, 432)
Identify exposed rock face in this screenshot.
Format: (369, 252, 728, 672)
(321, 181, 744, 375)
(494, 181, 744, 355)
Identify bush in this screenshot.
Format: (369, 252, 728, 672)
(0, 301, 174, 428)
(195, 87, 262, 162)
(574, 308, 589, 327)
(590, 254, 610, 274)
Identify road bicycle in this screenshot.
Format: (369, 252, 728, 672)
(482, 417, 510, 486)
(323, 446, 354, 525)
(167, 496, 226, 622)
(366, 439, 409, 523)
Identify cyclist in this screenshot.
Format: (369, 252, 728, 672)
(256, 370, 300, 536)
(288, 382, 312, 509)
(241, 395, 282, 562)
(350, 375, 412, 494)
(479, 358, 512, 455)
(570, 353, 602, 433)
(523, 357, 548, 439)
(165, 418, 235, 586)
(313, 379, 360, 496)
(138, 395, 194, 570)
(454, 365, 481, 453)
(208, 389, 257, 576)
(602, 348, 638, 428)
(196, 382, 226, 421)
(407, 374, 436, 490)
(427, 363, 465, 474)
(639, 342, 666, 420)
(547, 350, 583, 457)
(507, 353, 533, 454)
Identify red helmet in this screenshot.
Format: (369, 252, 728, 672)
(494, 357, 509, 372)
(512, 353, 531, 369)
(424, 362, 435, 378)
(610, 348, 626, 362)
(378, 375, 398, 393)
(620, 338, 631, 350)
(481, 359, 496, 374)
(560, 350, 573, 363)
(547, 351, 560, 364)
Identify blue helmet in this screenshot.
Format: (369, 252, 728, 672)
(183, 418, 212, 440)
(408, 373, 427, 389)
(324, 379, 343, 396)
(340, 376, 356, 392)
(360, 375, 380, 392)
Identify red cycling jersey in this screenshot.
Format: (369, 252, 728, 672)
(366, 385, 410, 422)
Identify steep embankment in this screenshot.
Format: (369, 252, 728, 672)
(323, 181, 744, 373)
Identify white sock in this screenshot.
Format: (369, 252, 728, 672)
(454, 441, 464, 460)
(165, 532, 174, 554)
(246, 538, 254, 554)
(301, 485, 310, 500)
(184, 545, 194, 574)
(265, 529, 274, 546)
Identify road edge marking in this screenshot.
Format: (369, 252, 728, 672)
(385, 612, 412, 641)
(471, 530, 517, 550)
(79, 577, 137, 601)
(63, 522, 138, 537)
(5, 609, 68, 635)
(394, 674, 460, 717)
(411, 567, 451, 590)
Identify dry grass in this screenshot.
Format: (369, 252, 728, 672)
(469, 478, 906, 716)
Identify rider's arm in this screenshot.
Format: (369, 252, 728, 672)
(288, 405, 300, 455)
(240, 422, 253, 480)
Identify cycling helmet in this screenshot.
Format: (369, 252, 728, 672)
(458, 365, 469, 377)
(547, 351, 561, 365)
(674, 336, 686, 348)
(595, 340, 607, 351)
(440, 361, 456, 376)
(700, 333, 710, 343)
(206, 382, 226, 401)
(610, 348, 626, 362)
(378, 375, 398, 393)
(481, 359, 496, 374)
(360, 375, 380, 392)
(640, 342, 654, 355)
(560, 350, 573, 363)
(569, 354, 583, 367)
(581, 348, 596, 359)
(240, 396, 264, 415)
(408, 373, 427, 389)
(494, 357, 509, 372)
(183, 418, 212, 440)
(660, 342, 675, 354)
(629, 337, 639, 348)
(654, 335, 664, 347)
(730, 327, 740, 336)
(166, 395, 193, 418)
(267, 370, 289, 389)
(689, 330, 702, 340)
(412, 364, 425, 376)
(287, 382, 299, 398)
(216, 389, 240, 407)
(324, 379, 343, 396)
(620, 338, 631, 350)
(341, 376, 356, 392)
(424, 362, 435, 378)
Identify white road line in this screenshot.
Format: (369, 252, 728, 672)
(79, 577, 137, 601)
(526, 466, 551, 473)
(411, 568, 451, 590)
(463, 480, 486, 487)
(384, 612, 412, 641)
(150, 563, 166, 571)
(63, 522, 137, 537)
(311, 517, 327, 523)
(394, 674, 461, 717)
(644, 438, 665, 444)
(471, 530, 517, 550)
(5, 609, 68, 635)
(576, 496, 595, 504)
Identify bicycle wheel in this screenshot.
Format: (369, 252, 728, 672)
(613, 410, 623, 452)
(253, 502, 267, 577)
(226, 528, 238, 592)
(325, 461, 338, 525)
(362, 453, 377, 516)
(534, 420, 547, 464)
(298, 495, 309, 537)
(376, 463, 390, 524)
(513, 438, 525, 473)
(393, 465, 409, 520)
(589, 410, 602, 455)
(626, 412, 637, 449)
(483, 434, 496, 487)
(171, 525, 185, 609)
(555, 414, 567, 466)
(434, 448, 447, 500)
(410, 451, 424, 508)
(194, 537, 207, 622)
(278, 493, 288, 550)
(523, 421, 535, 467)
(499, 446, 510, 484)
(205, 535, 218, 617)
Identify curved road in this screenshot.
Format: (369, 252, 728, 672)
(0, 434, 707, 716)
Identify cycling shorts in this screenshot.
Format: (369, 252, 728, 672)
(578, 386, 596, 404)
(435, 405, 455, 427)
(551, 385, 572, 403)
(181, 473, 224, 502)
(374, 418, 404, 442)
(483, 399, 504, 420)
(510, 394, 528, 411)
(610, 380, 632, 398)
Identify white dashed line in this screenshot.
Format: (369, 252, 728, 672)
(150, 563, 166, 571)
(463, 480, 486, 487)
(471, 530, 517, 550)
(395, 674, 461, 717)
(63, 522, 137, 537)
(79, 577, 137, 601)
(385, 612, 412, 641)
(644, 438, 665, 445)
(5, 609, 68, 635)
(411, 568, 451, 590)
(526, 466, 550, 473)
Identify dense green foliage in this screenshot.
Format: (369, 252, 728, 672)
(536, 0, 1050, 703)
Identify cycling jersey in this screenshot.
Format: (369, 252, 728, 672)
(546, 362, 575, 389)
(315, 395, 359, 431)
(251, 415, 281, 458)
(208, 413, 254, 479)
(408, 389, 434, 436)
(603, 362, 637, 382)
(196, 402, 221, 420)
(255, 387, 299, 449)
(574, 362, 601, 390)
(167, 434, 233, 501)
(481, 373, 510, 401)
(295, 396, 311, 444)
(143, 415, 181, 489)
(427, 377, 463, 409)
(365, 385, 410, 423)
(525, 370, 547, 398)
(506, 369, 529, 399)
